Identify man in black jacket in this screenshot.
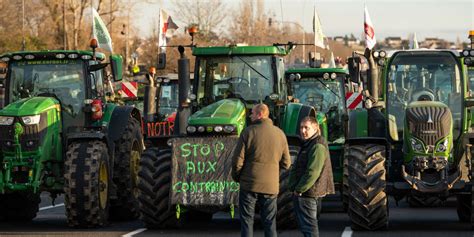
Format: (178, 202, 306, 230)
(288, 116, 335, 237)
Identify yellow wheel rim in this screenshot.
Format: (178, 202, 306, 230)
(99, 161, 108, 209)
(130, 141, 141, 198)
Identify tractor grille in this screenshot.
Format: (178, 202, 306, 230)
(406, 106, 451, 146)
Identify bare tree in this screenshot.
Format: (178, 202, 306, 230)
(171, 0, 227, 42)
(230, 0, 273, 45)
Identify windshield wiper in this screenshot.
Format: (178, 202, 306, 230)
(314, 78, 340, 98)
(236, 56, 270, 81)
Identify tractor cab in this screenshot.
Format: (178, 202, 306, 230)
(187, 45, 290, 135)
(286, 68, 349, 143)
(0, 50, 122, 132)
(386, 51, 463, 141)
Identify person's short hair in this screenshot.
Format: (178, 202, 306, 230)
(300, 116, 319, 127)
(253, 103, 270, 118)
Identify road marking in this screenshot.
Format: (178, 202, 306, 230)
(39, 203, 65, 211)
(122, 228, 147, 237)
(341, 226, 352, 237)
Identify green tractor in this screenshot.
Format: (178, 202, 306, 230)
(137, 44, 326, 228)
(285, 67, 351, 202)
(344, 43, 474, 230)
(0, 42, 143, 227)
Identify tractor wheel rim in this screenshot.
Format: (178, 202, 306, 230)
(99, 161, 108, 209)
(130, 141, 141, 198)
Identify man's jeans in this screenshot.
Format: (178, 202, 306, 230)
(239, 189, 277, 237)
(293, 196, 319, 237)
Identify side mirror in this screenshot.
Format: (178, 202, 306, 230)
(157, 53, 166, 70)
(88, 63, 109, 72)
(110, 54, 123, 82)
(348, 57, 361, 83)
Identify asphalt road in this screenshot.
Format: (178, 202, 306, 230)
(0, 193, 471, 237)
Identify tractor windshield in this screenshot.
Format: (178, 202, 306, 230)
(196, 55, 274, 104)
(8, 59, 85, 116)
(159, 83, 179, 117)
(467, 66, 474, 96)
(292, 76, 345, 143)
(387, 51, 462, 137)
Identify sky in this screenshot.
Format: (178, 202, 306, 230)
(133, 0, 474, 42)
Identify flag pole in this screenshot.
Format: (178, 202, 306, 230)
(313, 5, 316, 63)
(158, 8, 161, 55)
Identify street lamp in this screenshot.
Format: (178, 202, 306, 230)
(280, 21, 306, 63)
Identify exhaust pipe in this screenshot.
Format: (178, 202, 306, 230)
(176, 46, 191, 135)
(143, 86, 158, 122)
(364, 48, 379, 103)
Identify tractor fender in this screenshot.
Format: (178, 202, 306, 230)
(345, 137, 389, 147)
(282, 103, 316, 137)
(107, 105, 142, 144)
(347, 108, 368, 139)
(347, 108, 388, 139)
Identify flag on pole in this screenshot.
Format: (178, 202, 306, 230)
(159, 9, 179, 52)
(313, 6, 327, 49)
(364, 5, 376, 50)
(409, 32, 419, 49)
(92, 8, 113, 52)
(328, 52, 336, 68)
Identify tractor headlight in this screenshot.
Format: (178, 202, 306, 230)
(22, 115, 41, 125)
(436, 138, 449, 153)
(410, 137, 425, 153)
(0, 116, 14, 125)
(214, 126, 223, 132)
(197, 126, 205, 132)
(323, 73, 330, 79)
(186, 126, 196, 133)
(223, 125, 235, 133)
(462, 50, 470, 57)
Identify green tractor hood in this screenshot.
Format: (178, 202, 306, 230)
(188, 99, 246, 134)
(0, 97, 60, 116)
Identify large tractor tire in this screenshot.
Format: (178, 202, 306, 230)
(276, 146, 299, 229)
(342, 156, 349, 212)
(64, 140, 110, 227)
(0, 192, 40, 221)
(137, 148, 179, 228)
(407, 195, 443, 207)
(346, 144, 388, 230)
(110, 117, 143, 220)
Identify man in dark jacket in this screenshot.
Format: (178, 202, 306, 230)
(232, 103, 291, 237)
(288, 116, 335, 237)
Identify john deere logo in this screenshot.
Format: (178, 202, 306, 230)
(14, 122, 24, 136)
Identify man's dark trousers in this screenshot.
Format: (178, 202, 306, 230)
(293, 196, 319, 237)
(239, 189, 277, 237)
